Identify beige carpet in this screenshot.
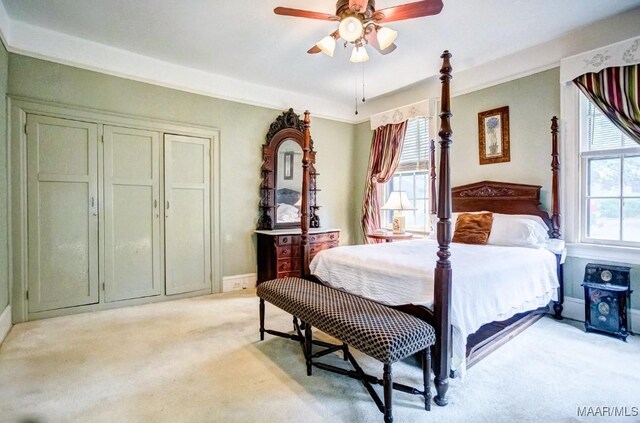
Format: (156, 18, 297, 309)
(1, 289, 639, 423)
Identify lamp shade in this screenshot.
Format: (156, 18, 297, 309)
(381, 191, 415, 211)
(349, 45, 369, 63)
(376, 26, 397, 50)
(316, 35, 336, 57)
(339, 16, 363, 42)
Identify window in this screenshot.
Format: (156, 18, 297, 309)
(382, 117, 431, 232)
(579, 92, 640, 246)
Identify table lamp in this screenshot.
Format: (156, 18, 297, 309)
(381, 191, 415, 234)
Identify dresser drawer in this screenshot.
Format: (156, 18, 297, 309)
(277, 259, 300, 273)
(309, 231, 339, 244)
(277, 235, 301, 246)
(276, 245, 300, 259)
(310, 240, 339, 257)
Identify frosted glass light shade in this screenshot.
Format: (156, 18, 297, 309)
(316, 35, 336, 57)
(349, 45, 369, 63)
(339, 16, 363, 42)
(376, 26, 397, 50)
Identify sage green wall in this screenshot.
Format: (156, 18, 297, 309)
(449, 68, 560, 212)
(352, 69, 561, 226)
(7, 54, 358, 278)
(351, 121, 374, 245)
(0, 41, 8, 312)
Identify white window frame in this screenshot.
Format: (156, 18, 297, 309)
(560, 35, 640, 264)
(561, 84, 640, 264)
(578, 93, 640, 246)
(381, 116, 434, 234)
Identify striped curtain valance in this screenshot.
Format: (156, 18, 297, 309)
(573, 64, 640, 144)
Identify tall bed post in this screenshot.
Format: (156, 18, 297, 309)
(433, 50, 453, 407)
(550, 116, 564, 319)
(550, 116, 561, 239)
(429, 139, 437, 217)
(300, 110, 312, 278)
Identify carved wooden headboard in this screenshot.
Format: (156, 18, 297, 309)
(452, 180, 553, 232)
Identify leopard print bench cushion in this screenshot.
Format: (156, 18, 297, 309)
(258, 277, 436, 364)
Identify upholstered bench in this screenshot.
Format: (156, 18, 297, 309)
(257, 277, 436, 423)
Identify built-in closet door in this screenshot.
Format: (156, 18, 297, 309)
(26, 115, 99, 312)
(104, 126, 161, 302)
(164, 134, 211, 295)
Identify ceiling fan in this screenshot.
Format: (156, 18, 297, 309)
(274, 0, 443, 62)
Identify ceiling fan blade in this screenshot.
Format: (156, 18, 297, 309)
(274, 7, 336, 21)
(375, 0, 443, 23)
(365, 29, 397, 55)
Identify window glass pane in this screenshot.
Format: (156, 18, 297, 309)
(587, 198, 621, 240)
(381, 116, 430, 231)
(623, 198, 640, 242)
(415, 172, 427, 198)
(588, 158, 621, 196)
(400, 174, 414, 199)
(391, 175, 399, 191)
(414, 199, 427, 229)
(623, 155, 640, 195)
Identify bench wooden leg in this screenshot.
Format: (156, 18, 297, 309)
(305, 323, 313, 376)
(423, 348, 432, 411)
(383, 364, 393, 423)
(259, 298, 265, 341)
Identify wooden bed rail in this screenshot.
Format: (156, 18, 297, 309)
(433, 50, 453, 407)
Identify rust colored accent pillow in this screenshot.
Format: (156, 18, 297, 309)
(452, 212, 494, 245)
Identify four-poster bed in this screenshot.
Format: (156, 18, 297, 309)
(258, 50, 564, 409)
(311, 52, 563, 405)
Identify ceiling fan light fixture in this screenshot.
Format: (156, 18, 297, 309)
(376, 26, 398, 50)
(350, 45, 369, 63)
(339, 16, 364, 42)
(316, 35, 336, 57)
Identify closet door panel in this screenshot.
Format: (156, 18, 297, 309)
(165, 134, 211, 295)
(104, 126, 161, 302)
(27, 115, 99, 312)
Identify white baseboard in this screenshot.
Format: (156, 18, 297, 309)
(222, 273, 257, 293)
(0, 305, 11, 345)
(557, 297, 639, 334)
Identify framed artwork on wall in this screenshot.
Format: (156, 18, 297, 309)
(478, 106, 510, 165)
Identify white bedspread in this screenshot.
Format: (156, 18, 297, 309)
(309, 239, 559, 374)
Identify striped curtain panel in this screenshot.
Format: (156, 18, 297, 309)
(360, 121, 408, 243)
(573, 64, 640, 144)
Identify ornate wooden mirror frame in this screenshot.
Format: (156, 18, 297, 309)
(257, 108, 320, 230)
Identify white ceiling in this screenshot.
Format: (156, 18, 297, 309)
(1, 0, 639, 122)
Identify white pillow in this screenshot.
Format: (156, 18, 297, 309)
(488, 213, 549, 248)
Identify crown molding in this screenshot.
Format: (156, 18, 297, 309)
(0, 4, 638, 125)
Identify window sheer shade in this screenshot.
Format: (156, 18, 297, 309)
(585, 101, 637, 152)
(396, 117, 428, 172)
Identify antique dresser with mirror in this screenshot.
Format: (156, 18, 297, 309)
(255, 108, 339, 283)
